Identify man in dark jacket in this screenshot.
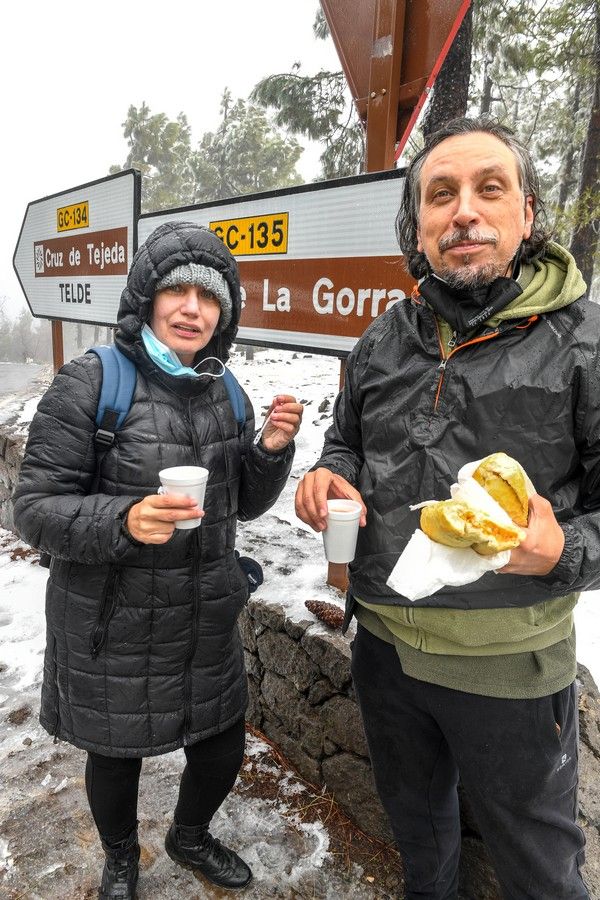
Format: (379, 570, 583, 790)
(13, 221, 302, 899)
(296, 118, 595, 899)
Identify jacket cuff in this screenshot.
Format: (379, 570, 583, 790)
(308, 460, 357, 486)
(254, 438, 295, 461)
(544, 523, 583, 584)
(118, 498, 145, 548)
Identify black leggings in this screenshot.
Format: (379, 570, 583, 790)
(85, 718, 246, 842)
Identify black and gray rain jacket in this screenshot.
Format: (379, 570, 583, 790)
(314, 245, 600, 610)
(13, 222, 294, 757)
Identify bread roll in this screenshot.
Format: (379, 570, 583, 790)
(472, 452, 529, 527)
(420, 499, 525, 556)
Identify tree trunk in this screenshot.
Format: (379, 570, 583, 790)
(556, 83, 582, 226)
(570, 6, 600, 292)
(422, 6, 473, 137)
(480, 61, 493, 116)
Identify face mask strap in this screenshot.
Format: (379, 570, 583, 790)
(192, 357, 226, 379)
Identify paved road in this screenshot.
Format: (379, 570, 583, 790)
(0, 362, 46, 397)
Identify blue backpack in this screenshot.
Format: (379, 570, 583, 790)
(90, 344, 246, 448)
(49, 345, 263, 593)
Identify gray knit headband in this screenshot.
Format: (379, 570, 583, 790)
(156, 263, 232, 330)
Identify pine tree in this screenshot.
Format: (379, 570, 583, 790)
(111, 94, 303, 212)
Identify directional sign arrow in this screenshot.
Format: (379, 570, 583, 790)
(13, 169, 140, 326)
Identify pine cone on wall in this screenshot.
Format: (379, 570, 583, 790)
(305, 599, 344, 629)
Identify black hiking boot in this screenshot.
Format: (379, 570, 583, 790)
(98, 826, 140, 899)
(165, 820, 252, 890)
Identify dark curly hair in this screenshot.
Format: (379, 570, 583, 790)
(395, 117, 552, 279)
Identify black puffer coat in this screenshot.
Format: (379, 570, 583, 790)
(13, 222, 294, 757)
(315, 281, 600, 610)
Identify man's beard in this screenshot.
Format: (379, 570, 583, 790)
(433, 228, 520, 288)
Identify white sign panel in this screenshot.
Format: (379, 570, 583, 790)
(139, 169, 409, 354)
(13, 170, 140, 326)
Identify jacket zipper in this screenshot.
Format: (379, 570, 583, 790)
(90, 568, 119, 659)
(182, 396, 202, 743)
(52, 638, 61, 742)
(432, 315, 539, 411)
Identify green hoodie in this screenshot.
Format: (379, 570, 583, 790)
(355, 243, 587, 699)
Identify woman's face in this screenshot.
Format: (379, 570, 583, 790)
(150, 284, 221, 365)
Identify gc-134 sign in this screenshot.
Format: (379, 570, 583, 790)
(13, 170, 140, 326)
(139, 168, 410, 355)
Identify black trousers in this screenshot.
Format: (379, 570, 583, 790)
(85, 718, 246, 844)
(351, 624, 589, 900)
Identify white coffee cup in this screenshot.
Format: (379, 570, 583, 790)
(158, 466, 209, 530)
(322, 499, 362, 563)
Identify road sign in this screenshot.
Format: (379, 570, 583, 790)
(13, 170, 140, 326)
(140, 168, 411, 356)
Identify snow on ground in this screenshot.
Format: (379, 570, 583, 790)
(0, 347, 599, 898)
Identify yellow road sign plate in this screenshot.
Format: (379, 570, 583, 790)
(209, 212, 288, 255)
(57, 201, 89, 232)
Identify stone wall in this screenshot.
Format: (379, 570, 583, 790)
(0, 425, 27, 532)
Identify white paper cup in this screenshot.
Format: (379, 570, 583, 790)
(322, 499, 362, 563)
(158, 466, 209, 530)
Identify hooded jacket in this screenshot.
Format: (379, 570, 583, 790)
(12, 221, 294, 757)
(314, 243, 600, 611)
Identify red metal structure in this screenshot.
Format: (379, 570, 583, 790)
(321, 0, 472, 170)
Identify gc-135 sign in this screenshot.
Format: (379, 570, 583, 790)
(13, 170, 140, 326)
(139, 168, 410, 355)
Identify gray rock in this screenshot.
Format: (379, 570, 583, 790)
(257, 630, 320, 692)
(579, 741, 600, 828)
(577, 664, 600, 759)
(261, 715, 322, 786)
(246, 680, 262, 726)
(284, 618, 314, 641)
(301, 630, 352, 690)
(249, 600, 286, 633)
(458, 837, 501, 899)
(322, 753, 393, 843)
(321, 696, 369, 757)
(307, 678, 338, 707)
(243, 649, 261, 680)
(260, 671, 301, 733)
(239, 608, 257, 652)
(297, 712, 325, 759)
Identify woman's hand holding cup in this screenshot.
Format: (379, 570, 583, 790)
(126, 493, 204, 544)
(127, 465, 209, 543)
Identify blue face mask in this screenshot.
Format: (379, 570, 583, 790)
(141, 324, 225, 379)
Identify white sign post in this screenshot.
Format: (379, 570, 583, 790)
(13, 170, 140, 327)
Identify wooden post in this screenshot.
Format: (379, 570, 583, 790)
(51, 320, 64, 373)
(365, 0, 406, 171)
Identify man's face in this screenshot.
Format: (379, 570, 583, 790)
(416, 132, 534, 287)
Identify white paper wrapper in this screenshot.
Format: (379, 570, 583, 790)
(386, 457, 535, 602)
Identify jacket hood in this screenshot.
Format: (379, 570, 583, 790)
(489, 241, 587, 325)
(115, 221, 242, 364)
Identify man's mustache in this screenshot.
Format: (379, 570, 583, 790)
(438, 229, 498, 252)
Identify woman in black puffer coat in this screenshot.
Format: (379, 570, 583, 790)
(12, 221, 302, 898)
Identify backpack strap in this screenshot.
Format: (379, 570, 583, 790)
(89, 345, 137, 449)
(222, 367, 246, 431)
